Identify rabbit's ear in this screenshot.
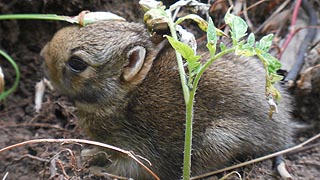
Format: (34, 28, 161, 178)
(122, 40, 165, 85)
(122, 45, 146, 82)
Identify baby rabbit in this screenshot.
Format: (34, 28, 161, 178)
(41, 20, 294, 179)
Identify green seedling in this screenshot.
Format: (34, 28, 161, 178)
(141, 1, 283, 179)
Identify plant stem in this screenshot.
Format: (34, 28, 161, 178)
(0, 14, 68, 21)
(183, 88, 195, 180)
(193, 48, 235, 89)
(165, 9, 193, 180)
(0, 50, 20, 100)
(182, 48, 235, 179)
(166, 7, 236, 178)
(181, 49, 235, 180)
(165, 10, 190, 104)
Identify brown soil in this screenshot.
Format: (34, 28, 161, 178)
(0, 0, 319, 180)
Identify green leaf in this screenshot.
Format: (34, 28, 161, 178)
(166, 35, 201, 62)
(235, 34, 256, 57)
(206, 17, 217, 57)
(175, 14, 208, 31)
(267, 85, 282, 102)
(215, 28, 228, 37)
(166, 35, 202, 86)
(175, 14, 228, 38)
(224, 8, 248, 44)
(207, 17, 217, 45)
(256, 34, 274, 52)
(269, 73, 284, 83)
(255, 50, 281, 72)
(247, 33, 255, 47)
(260, 52, 281, 73)
(235, 46, 255, 56)
(220, 42, 226, 51)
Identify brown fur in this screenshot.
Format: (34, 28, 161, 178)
(42, 21, 294, 179)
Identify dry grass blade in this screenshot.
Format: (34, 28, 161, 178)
(2, 172, 9, 180)
(220, 171, 242, 180)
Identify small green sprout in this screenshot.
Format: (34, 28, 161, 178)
(142, 2, 283, 180)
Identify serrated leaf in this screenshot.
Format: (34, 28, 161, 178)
(175, 14, 228, 38)
(166, 35, 200, 61)
(175, 14, 208, 31)
(267, 85, 282, 102)
(224, 8, 248, 44)
(189, 61, 201, 71)
(232, 17, 248, 40)
(235, 35, 256, 57)
(206, 17, 217, 56)
(235, 47, 255, 56)
(274, 88, 281, 102)
(224, 7, 234, 25)
(256, 50, 283, 103)
(215, 28, 228, 37)
(166, 35, 201, 79)
(207, 17, 217, 45)
(256, 34, 274, 52)
(261, 52, 281, 73)
(256, 51, 281, 74)
(269, 73, 283, 83)
(247, 33, 255, 47)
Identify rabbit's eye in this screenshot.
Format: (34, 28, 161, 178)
(66, 56, 88, 73)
